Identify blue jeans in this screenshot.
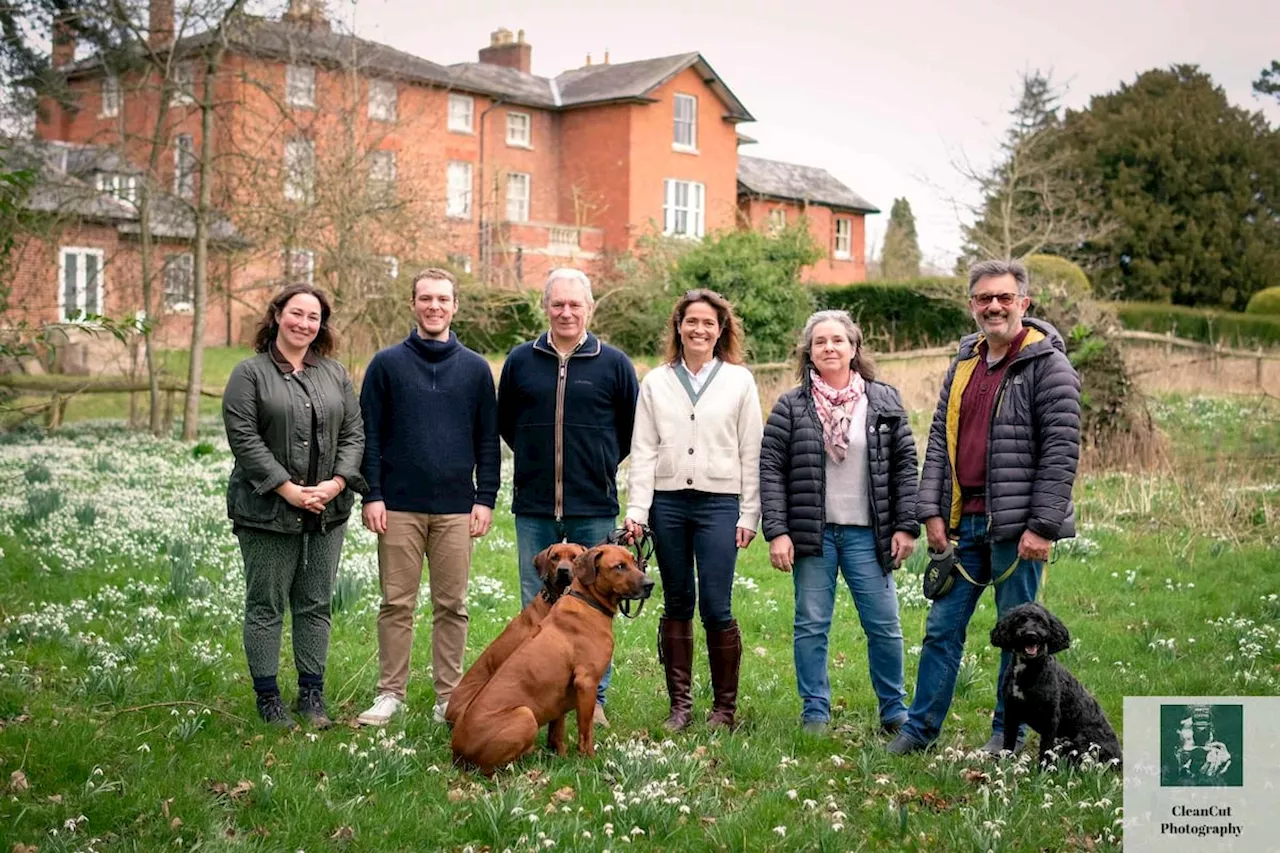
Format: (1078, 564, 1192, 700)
(899, 514, 1042, 746)
(793, 525, 907, 725)
(514, 514, 617, 705)
(649, 491, 740, 630)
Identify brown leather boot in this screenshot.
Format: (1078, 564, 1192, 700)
(705, 621, 742, 730)
(658, 617, 694, 731)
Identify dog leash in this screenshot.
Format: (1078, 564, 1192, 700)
(606, 525, 654, 620)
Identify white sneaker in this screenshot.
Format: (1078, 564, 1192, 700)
(432, 700, 449, 724)
(356, 693, 404, 726)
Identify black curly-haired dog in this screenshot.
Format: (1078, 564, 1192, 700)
(990, 602, 1122, 769)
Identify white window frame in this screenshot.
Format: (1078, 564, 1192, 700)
(382, 255, 399, 279)
(368, 79, 397, 121)
(58, 247, 105, 321)
(286, 64, 316, 108)
(173, 134, 195, 200)
(506, 111, 531, 147)
(834, 217, 852, 260)
(662, 178, 705, 239)
(448, 94, 474, 133)
(100, 74, 121, 118)
(283, 136, 315, 202)
(505, 172, 530, 222)
(369, 150, 396, 196)
(163, 252, 194, 312)
(170, 61, 195, 106)
(446, 161, 473, 219)
(673, 93, 698, 152)
(768, 208, 787, 233)
(96, 173, 138, 205)
(282, 248, 315, 284)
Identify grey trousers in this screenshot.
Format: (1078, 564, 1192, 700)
(236, 524, 347, 680)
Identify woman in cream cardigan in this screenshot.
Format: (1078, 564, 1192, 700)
(624, 289, 762, 731)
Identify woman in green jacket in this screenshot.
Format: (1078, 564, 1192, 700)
(222, 283, 365, 729)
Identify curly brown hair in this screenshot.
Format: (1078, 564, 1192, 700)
(663, 288, 746, 366)
(253, 283, 337, 357)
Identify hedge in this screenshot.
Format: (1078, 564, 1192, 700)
(1108, 301, 1280, 348)
(808, 277, 971, 351)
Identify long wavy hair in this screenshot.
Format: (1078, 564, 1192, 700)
(252, 283, 337, 357)
(794, 309, 877, 382)
(663, 288, 746, 366)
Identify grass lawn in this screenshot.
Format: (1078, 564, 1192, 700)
(0, 394, 1277, 851)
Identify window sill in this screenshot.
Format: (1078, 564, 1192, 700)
(448, 127, 476, 135)
(446, 213, 473, 221)
(671, 144, 700, 155)
(833, 252, 852, 261)
(98, 111, 119, 120)
(288, 101, 316, 110)
(506, 141, 534, 150)
(166, 303, 194, 314)
(370, 114, 396, 123)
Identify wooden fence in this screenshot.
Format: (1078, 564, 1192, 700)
(1, 331, 1276, 430)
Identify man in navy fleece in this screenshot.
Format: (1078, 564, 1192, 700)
(355, 268, 500, 727)
(497, 267, 639, 727)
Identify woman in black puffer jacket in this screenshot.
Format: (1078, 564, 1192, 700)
(760, 310, 919, 733)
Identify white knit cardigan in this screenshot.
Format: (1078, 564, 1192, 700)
(625, 361, 763, 531)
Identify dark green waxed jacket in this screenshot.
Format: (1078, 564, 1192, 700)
(222, 351, 367, 534)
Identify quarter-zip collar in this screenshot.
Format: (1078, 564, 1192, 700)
(532, 330, 600, 359)
(405, 328, 460, 362)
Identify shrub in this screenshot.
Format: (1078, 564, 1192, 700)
(1245, 286, 1280, 316)
(1025, 254, 1092, 300)
(810, 277, 971, 351)
(452, 284, 544, 355)
(191, 441, 215, 460)
(1109, 302, 1280, 348)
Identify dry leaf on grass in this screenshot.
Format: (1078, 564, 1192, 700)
(962, 768, 991, 785)
(329, 826, 354, 841)
(552, 786, 575, 803)
(9, 770, 29, 793)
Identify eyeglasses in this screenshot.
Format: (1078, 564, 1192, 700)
(971, 292, 1021, 307)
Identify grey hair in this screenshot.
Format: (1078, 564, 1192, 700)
(542, 267, 594, 310)
(968, 259, 1029, 296)
(794, 309, 877, 381)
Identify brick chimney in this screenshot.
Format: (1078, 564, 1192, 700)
(149, 0, 174, 49)
(478, 27, 531, 75)
(282, 0, 331, 32)
(51, 15, 77, 67)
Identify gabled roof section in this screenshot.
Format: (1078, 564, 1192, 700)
(737, 155, 879, 214)
(554, 53, 753, 120)
(445, 62, 556, 107)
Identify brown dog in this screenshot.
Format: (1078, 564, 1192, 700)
(451, 544, 653, 775)
(444, 543, 585, 726)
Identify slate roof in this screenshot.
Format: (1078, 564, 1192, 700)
(63, 19, 753, 118)
(737, 155, 879, 214)
(3, 137, 245, 244)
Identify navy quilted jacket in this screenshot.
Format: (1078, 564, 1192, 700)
(760, 376, 920, 570)
(917, 317, 1081, 542)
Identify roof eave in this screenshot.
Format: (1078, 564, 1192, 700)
(737, 186, 879, 215)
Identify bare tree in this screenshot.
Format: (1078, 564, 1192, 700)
(954, 71, 1113, 263)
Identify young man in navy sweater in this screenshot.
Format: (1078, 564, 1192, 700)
(356, 268, 500, 726)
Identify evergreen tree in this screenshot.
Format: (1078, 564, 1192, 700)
(1254, 60, 1280, 102)
(880, 197, 922, 279)
(1064, 65, 1280, 308)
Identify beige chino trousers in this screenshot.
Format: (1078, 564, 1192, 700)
(376, 511, 471, 702)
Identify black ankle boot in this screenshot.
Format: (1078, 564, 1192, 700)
(295, 685, 332, 729)
(256, 692, 299, 730)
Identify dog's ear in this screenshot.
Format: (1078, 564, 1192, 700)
(573, 547, 599, 585)
(1046, 608, 1071, 654)
(532, 548, 553, 581)
(990, 612, 1016, 651)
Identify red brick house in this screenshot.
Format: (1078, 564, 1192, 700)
(21, 1, 878, 351)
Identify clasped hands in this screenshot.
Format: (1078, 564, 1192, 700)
(277, 477, 345, 515)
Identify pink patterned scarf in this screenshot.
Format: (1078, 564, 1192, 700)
(810, 369, 865, 463)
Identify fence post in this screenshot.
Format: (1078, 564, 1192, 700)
(1164, 331, 1174, 358)
(1212, 343, 1220, 375)
(46, 390, 62, 429)
(1257, 347, 1265, 388)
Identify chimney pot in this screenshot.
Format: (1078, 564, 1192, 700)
(585, 53, 592, 66)
(51, 15, 77, 67)
(603, 48, 610, 64)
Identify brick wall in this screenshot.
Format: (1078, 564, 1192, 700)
(739, 197, 868, 284)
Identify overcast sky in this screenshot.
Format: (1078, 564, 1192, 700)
(342, 0, 1279, 269)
